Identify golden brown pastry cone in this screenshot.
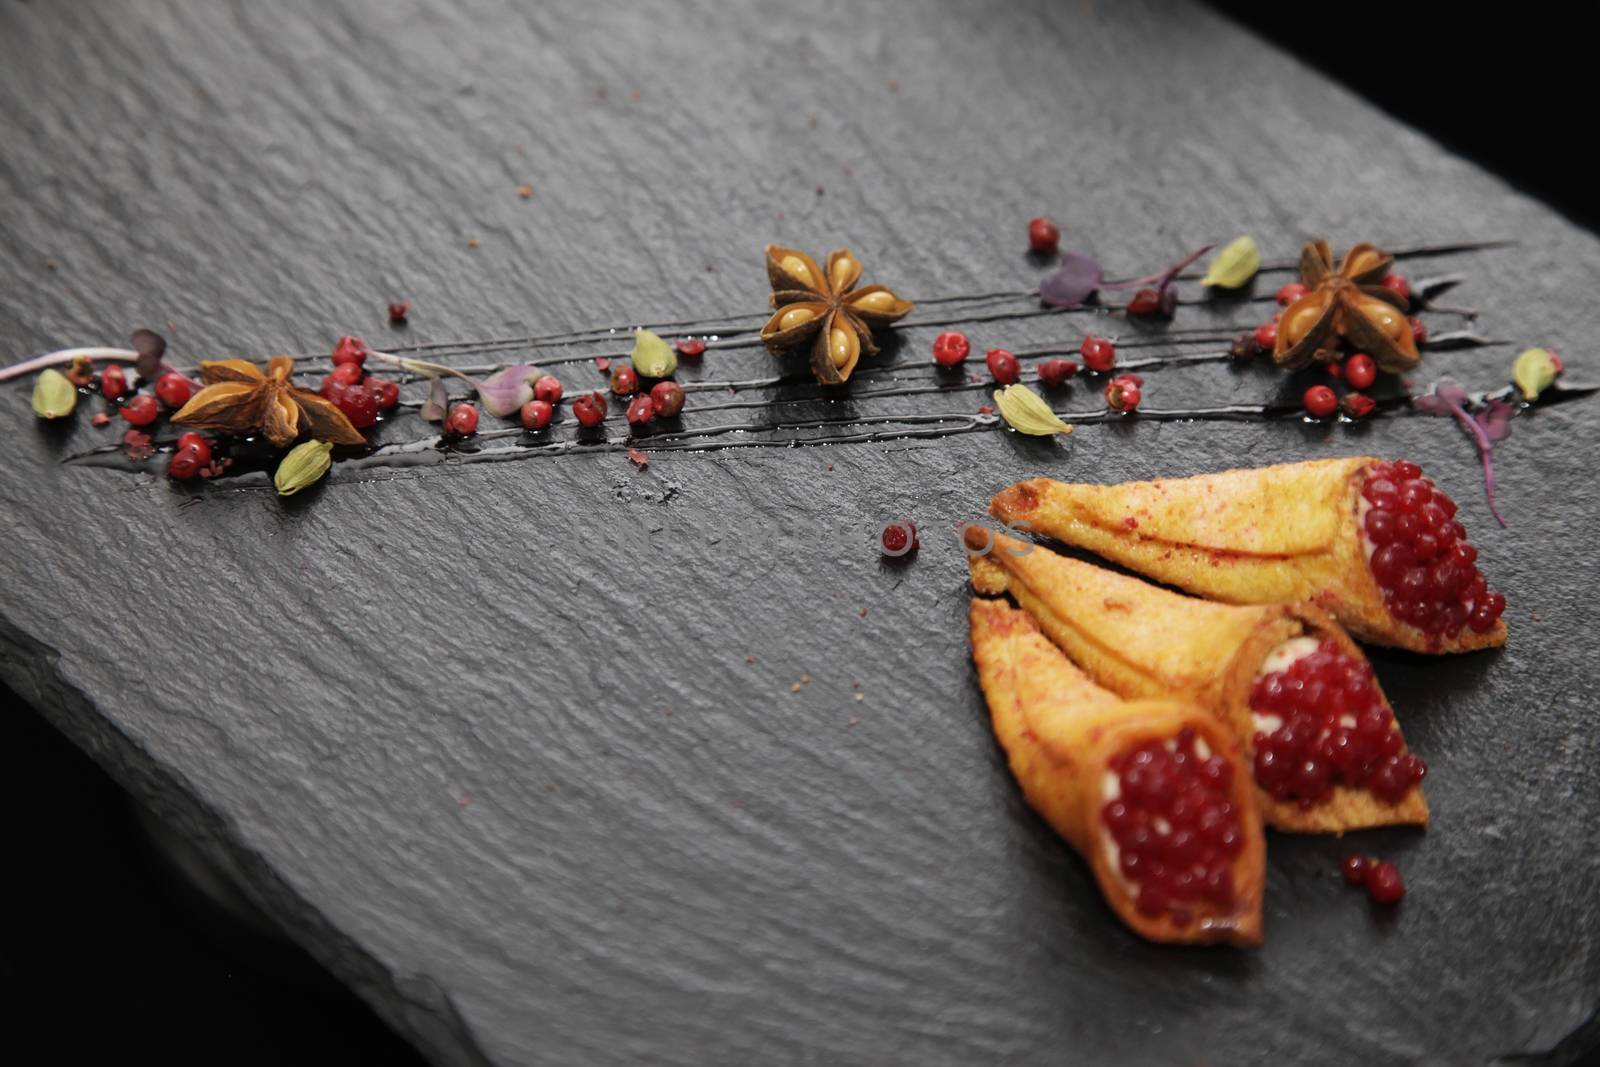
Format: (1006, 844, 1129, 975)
(969, 597, 1266, 946)
(968, 530, 1428, 834)
(987, 457, 1507, 654)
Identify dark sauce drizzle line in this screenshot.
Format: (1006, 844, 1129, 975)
(271, 240, 1502, 364)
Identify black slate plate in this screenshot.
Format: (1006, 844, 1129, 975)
(2, 2, 1598, 1064)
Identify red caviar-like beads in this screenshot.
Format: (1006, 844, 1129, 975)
(1276, 282, 1309, 306)
(1253, 322, 1278, 350)
(986, 348, 1020, 385)
(1027, 216, 1060, 254)
(1362, 460, 1503, 640)
(1409, 316, 1428, 346)
(1341, 853, 1371, 885)
(1249, 639, 1425, 807)
(1364, 860, 1405, 904)
(1101, 727, 1242, 921)
(932, 331, 970, 367)
(674, 338, 707, 357)
(881, 520, 919, 557)
(1079, 335, 1115, 372)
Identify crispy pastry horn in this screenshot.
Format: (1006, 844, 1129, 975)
(969, 597, 1265, 946)
(988, 457, 1507, 654)
(968, 530, 1428, 833)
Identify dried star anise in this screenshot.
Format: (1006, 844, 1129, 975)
(172, 356, 365, 447)
(759, 245, 913, 384)
(1273, 240, 1419, 372)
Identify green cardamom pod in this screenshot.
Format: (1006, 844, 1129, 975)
(31, 369, 77, 419)
(1512, 347, 1561, 402)
(630, 328, 677, 379)
(274, 440, 334, 496)
(1201, 236, 1260, 289)
(994, 384, 1073, 436)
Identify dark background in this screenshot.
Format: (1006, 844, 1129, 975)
(1, 6, 1592, 1065)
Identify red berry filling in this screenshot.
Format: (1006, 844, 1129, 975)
(1101, 727, 1243, 922)
(1361, 460, 1504, 640)
(1250, 638, 1425, 807)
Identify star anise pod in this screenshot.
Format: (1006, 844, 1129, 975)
(1273, 240, 1419, 372)
(172, 355, 366, 447)
(759, 245, 913, 384)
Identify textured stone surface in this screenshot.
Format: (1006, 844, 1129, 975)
(2, 2, 1598, 1064)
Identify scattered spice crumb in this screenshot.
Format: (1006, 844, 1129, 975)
(857, 607, 868, 618)
(91, 412, 110, 428)
(815, 185, 825, 197)
(518, 183, 533, 199)
(848, 717, 860, 726)
(799, 674, 810, 685)
(791, 682, 802, 694)
(978, 404, 994, 415)
(745, 654, 755, 663)
(388, 300, 411, 323)
(627, 447, 648, 468)
(459, 794, 475, 808)
(45, 260, 58, 271)
(467, 237, 481, 248)
(886, 79, 899, 92)
(853, 693, 864, 703)
(595, 356, 611, 373)
(629, 87, 641, 101)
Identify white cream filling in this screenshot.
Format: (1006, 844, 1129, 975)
(1252, 635, 1320, 734)
(1101, 735, 1213, 892)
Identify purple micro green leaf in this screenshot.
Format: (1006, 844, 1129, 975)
(1038, 252, 1104, 307)
(475, 363, 540, 418)
(1102, 244, 1214, 289)
(1412, 379, 1506, 527)
(1476, 398, 1514, 443)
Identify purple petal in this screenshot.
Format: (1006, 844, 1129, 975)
(476, 363, 539, 417)
(1039, 252, 1103, 307)
(420, 376, 449, 422)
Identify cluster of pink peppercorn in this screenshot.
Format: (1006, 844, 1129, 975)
(604, 360, 687, 432)
(1241, 278, 1426, 421)
(318, 335, 694, 441)
(932, 328, 1142, 413)
(73, 360, 229, 480)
